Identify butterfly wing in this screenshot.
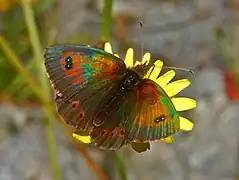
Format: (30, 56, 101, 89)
(126, 79, 180, 141)
(89, 78, 180, 150)
(44, 44, 126, 130)
(89, 81, 139, 149)
(44, 44, 179, 150)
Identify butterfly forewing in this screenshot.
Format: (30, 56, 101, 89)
(44, 44, 126, 131)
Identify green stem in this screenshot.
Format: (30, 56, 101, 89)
(22, 0, 50, 97)
(3, 59, 36, 95)
(101, 0, 127, 179)
(115, 151, 127, 180)
(21, 1, 62, 180)
(101, 0, 113, 41)
(44, 118, 62, 180)
(0, 36, 43, 100)
(0, 35, 108, 180)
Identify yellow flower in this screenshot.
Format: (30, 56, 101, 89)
(73, 42, 196, 145)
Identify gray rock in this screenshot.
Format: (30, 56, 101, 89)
(0, 115, 104, 180)
(193, 0, 225, 13)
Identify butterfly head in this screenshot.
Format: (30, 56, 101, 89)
(131, 62, 151, 78)
(121, 69, 142, 91)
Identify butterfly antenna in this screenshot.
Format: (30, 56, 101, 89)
(139, 21, 144, 60)
(162, 66, 194, 74)
(138, 21, 193, 75)
(147, 64, 156, 77)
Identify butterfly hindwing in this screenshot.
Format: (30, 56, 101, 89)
(126, 79, 180, 141)
(89, 78, 180, 150)
(44, 44, 126, 130)
(89, 80, 139, 149)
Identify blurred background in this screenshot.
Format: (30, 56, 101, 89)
(0, 0, 239, 180)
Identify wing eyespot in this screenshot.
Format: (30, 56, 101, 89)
(79, 113, 84, 119)
(101, 129, 108, 135)
(120, 129, 125, 136)
(154, 115, 166, 123)
(71, 101, 79, 110)
(65, 56, 72, 63)
(109, 132, 115, 136)
(65, 64, 72, 69)
(65, 56, 73, 69)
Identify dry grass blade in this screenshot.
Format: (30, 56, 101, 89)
(0, 34, 108, 180)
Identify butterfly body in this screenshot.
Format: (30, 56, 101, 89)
(44, 44, 180, 150)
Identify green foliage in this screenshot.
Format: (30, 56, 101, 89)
(214, 26, 239, 85)
(0, 0, 55, 101)
(0, 0, 126, 179)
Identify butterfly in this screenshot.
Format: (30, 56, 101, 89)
(43, 44, 180, 150)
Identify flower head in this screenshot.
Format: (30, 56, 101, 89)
(73, 42, 196, 150)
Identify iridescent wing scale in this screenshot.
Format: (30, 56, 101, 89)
(127, 79, 180, 141)
(89, 79, 180, 150)
(44, 44, 126, 131)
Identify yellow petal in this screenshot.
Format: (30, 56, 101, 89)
(164, 79, 191, 97)
(171, 97, 196, 111)
(179, 116, 194, 131)
(156, 70, 176, 87)
(72, 133, 91, 144)
(134, 61, 141, 66)
(114, 54, 119, 58)
(144, 60, 163, 79)
(144, 66, 154, 78)
(104, 42, 113, 54)
(161, 135, 174, 143)
(125, 48, 134, 67)
(141, 52, 151, 65)
(149, 60, 163, 81)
